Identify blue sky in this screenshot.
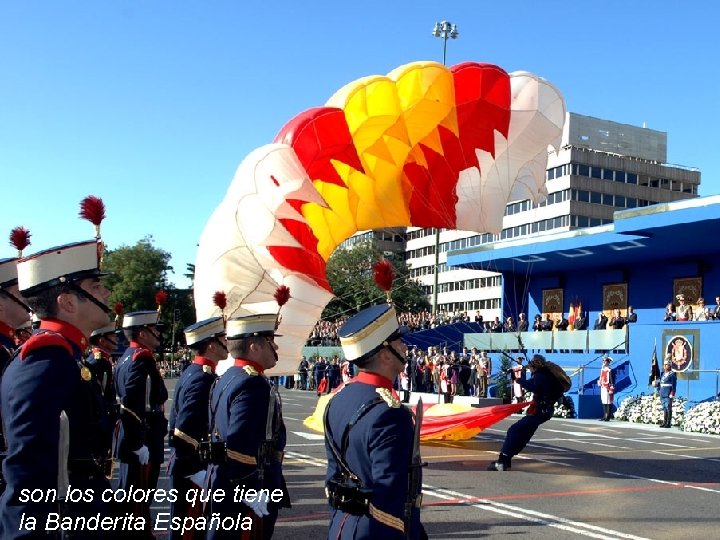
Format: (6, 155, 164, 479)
(2, 1, 717, 288)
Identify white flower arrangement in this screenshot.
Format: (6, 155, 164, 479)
(614, 394, 686, 427)
(522, 392, 576, 419)
(682, 401, 720, 435)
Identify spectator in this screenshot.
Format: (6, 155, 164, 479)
(608, 308, 625, 329)
(573, 312, 587, 330)
(663, 303, 676, 322)
(532, 314, 543, 331)
(675, 294, 693, 321)
(714, 296, 720, 320)
(693, 297, 710, 321)
(593, 312, 608, 330)
(555, 315, 569, 331)
(505, 316, 516, 333)
(541, 314, 554, 331)
(626, 305, 638, 323)
(517, 313, 529, 332)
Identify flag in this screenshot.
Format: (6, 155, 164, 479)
(649, 344, 660, 385)
(303, 395, 526, 441)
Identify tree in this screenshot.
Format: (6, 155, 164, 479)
(102, 237, 195, 349)
(103, 236, 173, 312)
(184, 262, 195, 288)
(323, 240, 430, 321)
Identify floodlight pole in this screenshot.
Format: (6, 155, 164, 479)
(431, 21, 459, 315)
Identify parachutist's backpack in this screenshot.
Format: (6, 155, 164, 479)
(544, 361, 572, 393)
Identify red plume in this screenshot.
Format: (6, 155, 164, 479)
(79, 195, 106, 237)
(274, 285, 290, 307)
(213, 291, 227, 311)
(155, 290, 168, 312)
(113, 302, 124, 328)
(9, 227, 32, 257)
(373, 258, 394, 293)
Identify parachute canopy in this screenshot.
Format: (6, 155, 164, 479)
(195, 60, 566, 374)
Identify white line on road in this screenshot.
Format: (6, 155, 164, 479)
(291, 431, 325, 440)
(605, 470, 720, 494)
(422, 486, 650, 540)
(285, 451, 645, 539)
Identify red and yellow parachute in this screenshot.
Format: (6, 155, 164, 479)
(195, 61, 566, 373)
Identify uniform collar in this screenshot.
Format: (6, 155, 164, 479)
(234, 357, 265, 375)
(193, 356, 216, 373)
(0, 321, 13, 341)
(129, 341, 150, 351)
(39, 319, 87, 351)
(91, 346, 110, 359)
(355, 370, 393, 390)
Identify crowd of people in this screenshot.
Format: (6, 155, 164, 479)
(664, 294, 720, 322)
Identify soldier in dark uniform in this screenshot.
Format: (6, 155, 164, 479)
(87, 323, 120, 435)
(0, 239, 114, 538)
(324, 304, 424, 539)
(313, 356, 327, 395)
(0, 258, 31, 374)
(113, 310, 169, 535)
(167, 316, 226, 540)
(296, 356, 309, 390)
(206, 313, 290, 540)
(0, 257, 32, 492)
(655, 359, 677, 428)
(488, 354, 564, 471)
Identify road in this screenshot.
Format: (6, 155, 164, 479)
(157, 382, 720, 539)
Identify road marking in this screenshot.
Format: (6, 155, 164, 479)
(543, 429, 615, 438)
(422, 487, 649, 539)
(605, 470, 720, 493)
(291, 431, 325, 440)
(286, 442, 325, 447)
(652, 450, 702, 459)
(284, 451, 649, 539)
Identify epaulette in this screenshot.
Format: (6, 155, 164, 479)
(242, 365, 259, 377)
(20, 332, 73, 360)
(131, 348, 154, 361)
(375, 387, 401, 408)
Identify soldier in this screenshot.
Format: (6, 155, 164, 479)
(0, 257, 31, 372)
(0, 238, 114, 538)
(598, 356, 615, 421)
(0, 254, 32, 492)
(655, 358, 677, 428)
(87, 322, 120, 433)
(488, 354, 565, 471)
(324, 304, 425, 539)
(206, 313, 290, 540)
(167, 316, 226, 540)
(113, 310, 169, 534)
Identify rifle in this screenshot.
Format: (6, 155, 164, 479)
(405, 398, 426, 540)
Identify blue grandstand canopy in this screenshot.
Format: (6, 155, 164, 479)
(448, 195, 720, 275)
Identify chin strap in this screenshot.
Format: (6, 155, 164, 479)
(384, 341, 407, 366)
(215, 337, 228, 355)
(66, 281, 110, 314)
(0, 289, 31, 315)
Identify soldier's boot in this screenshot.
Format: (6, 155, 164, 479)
(487, 453, 511, 471)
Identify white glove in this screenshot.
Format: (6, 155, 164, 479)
(187, 470, 207, 487)
(243, 495, 269, 517)
(133, 445, 150, 465)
